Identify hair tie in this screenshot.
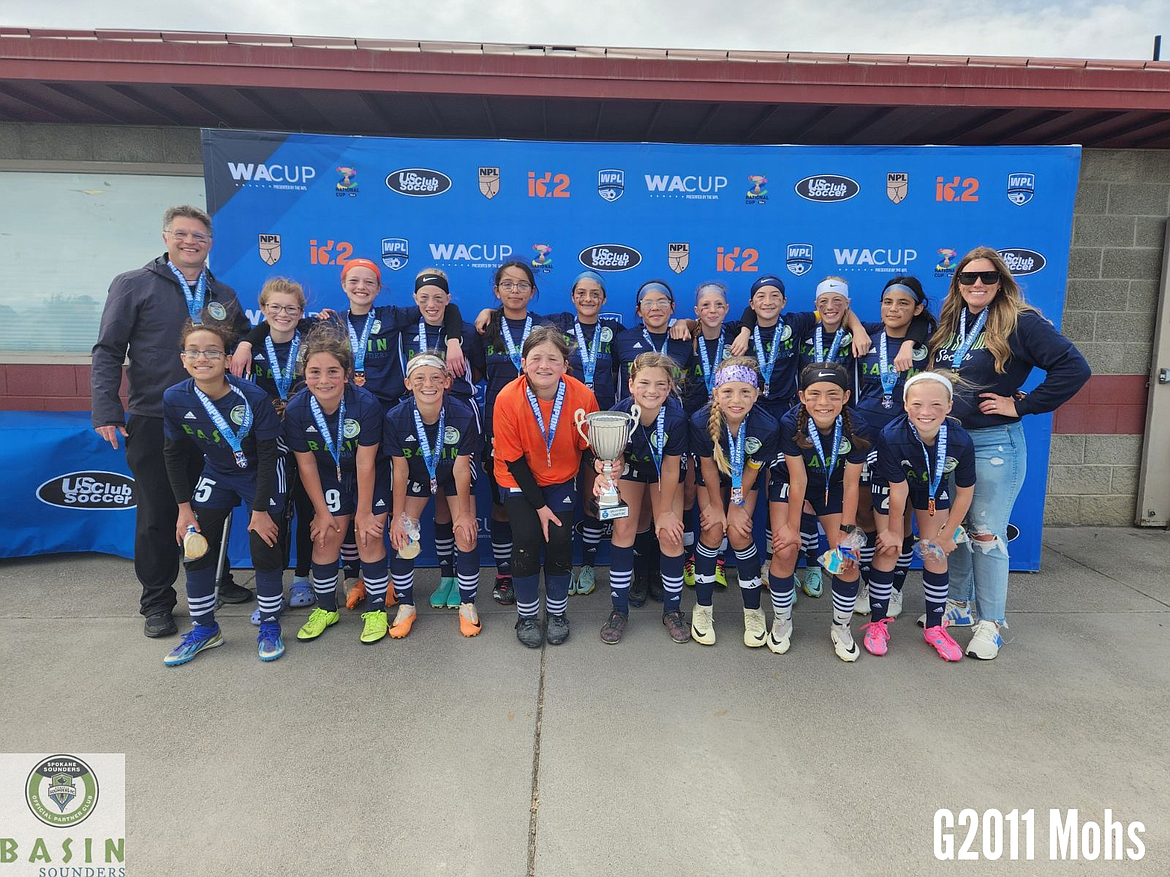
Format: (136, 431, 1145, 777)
(341, 258, 382, 284)
(415, 273, 449, 294)
(713, 364, 758, 389)
(903, 371, 953, 398)
(405, 353, 447, 377)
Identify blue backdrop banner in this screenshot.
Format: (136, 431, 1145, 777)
(198, 130, 1080, 571)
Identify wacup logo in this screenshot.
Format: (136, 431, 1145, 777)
(381, 238, 410, 271)
(579, 244, 642, 272)
(531, 243, 554, 274)
(386, 168, 452, 197)
(429, 243, 514, 268)
(997, 247, 1046, 275)
(598, 169, 625, 202)
(479, 166, 500, 199)
(1007, 172, 1035, 206)
(37, 471, 136, 510)
(786, 243, 814, 276)
(258, 233, 281, 266)
(528, 171, 571, 198)
(935, 247, 958, 276)
(794, 174, 860, 202)
(668, 242, 690, 274)
(834, 248, 917, 272)
(644, 174, 728, 200)
(227, 162, 315, 191)
(746, 174, 769, 205)
(343, 419, 361, 439)
(335, 166, 358, 197)
(886, 172, 908, 204)
(26, 755, 99, 827)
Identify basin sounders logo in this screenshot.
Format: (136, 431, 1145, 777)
(794, 174, 860, 202)
(26, 755, 99, 827)
(226, 162, 315, 191)
(598, 169, 625, 202)
(786, 243, 814, 276)
(579, 244, 642, 272)
(385, 168, 452, 197)
(997, 247, 1046, 275)
(37, 471, 135, 510)
(1007, 172, 1036, 206)
(531, 243, 554, 274)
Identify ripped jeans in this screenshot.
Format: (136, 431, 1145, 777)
(947, 421, 1026, 624)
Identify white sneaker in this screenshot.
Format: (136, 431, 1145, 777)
(888, 589, 903, 619)
(743, 607, 767, 648)
(691, 604, 716, 646)
(917, 599, 977, 628)
(767, 617, 792, 654)
(830, 623, 860, 662)
(854, 580, 870, 615)
(966, 620, 1002, 660)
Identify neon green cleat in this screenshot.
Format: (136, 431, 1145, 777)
(297, 607, 339, 641)
(360, 609, 389, 644)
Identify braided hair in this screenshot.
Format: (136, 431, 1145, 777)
(707, 355, 760, 477)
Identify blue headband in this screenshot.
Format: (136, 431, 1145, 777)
(637, 280, 674, 304)
(750, 275, 786, 298)
(883, 282, 924, 304)
(573, 270, 606, 294)
(694, 281, 727, 305)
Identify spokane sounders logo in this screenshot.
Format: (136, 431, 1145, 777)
(26, 755, 99, 827)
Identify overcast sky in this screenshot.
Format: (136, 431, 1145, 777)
(3, 0, 1166, 60)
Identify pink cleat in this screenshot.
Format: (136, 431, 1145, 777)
(861, 616, 893, 656)
(923, 619, 964, 662)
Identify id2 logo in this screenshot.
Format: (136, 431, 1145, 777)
(528, 172, 571, 198)
(716, 246, 759, 273)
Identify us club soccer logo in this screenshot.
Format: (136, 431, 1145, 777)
(786, 243, 813, 276)
(335, 166, 358, 197)
(381, 237, 409, 271)
(479, 166, 500, 199)
(1007, 172, 1035, 206)
(886, 172, 908, 204)
(26, 755, 99, 827)
(668, 242, 689, 274)
(531, 243, 554, 274)
(258, 233, 281, 266)
(598, 169, 625, 202)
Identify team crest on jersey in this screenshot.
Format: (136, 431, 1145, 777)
(1007, 172, 1035, 206)
(786, 243, 813, 276)
(230, 405, 246, 425)
(839, 437, 853, 455)
(668, 242, 689, 274)
(370, 320, 382, 335)
(598, 169, 625, 202)
(478, 166, 500, 199)
(745, 437, 762, 455)
(912, 344, 929, 361)
(601, 326, 614, 342)
(944, 456, 959, 473)
(343, 418, 361, 439)
(258, 233, 281, 265)
(839, 332, 853, 347)
(886, 172, 908, 204)
(444, 425, 461, 444)
(207, 302, 227, 321)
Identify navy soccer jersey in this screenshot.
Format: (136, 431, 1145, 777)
(797, 321, 855, 389)
(854, 328, 933, 428)
(743, 312, 818, 406)
(547, 312, 625, 410)
(250, 332, 304, 406)
(874, 415, 976, 509)
(283, 383, 386, 481)
(689, 404, 778, 488)
(773, 404, 872, 495)
(383, 395, 480, 494)
(393, 319, 484, 403)
(611, 395, 688, 482)
(482, 313, 547, 428)
(163, 374, 283, 476)
(683, 323, 743, 414)
(614, 324, 695, 397)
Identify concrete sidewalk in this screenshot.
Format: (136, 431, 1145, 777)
(1, 526, 1167, 876)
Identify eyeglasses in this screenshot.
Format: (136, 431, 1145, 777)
(498, 281, 533, 293)
(166, 229, 211, 244)
(639, 299, 673, 311)
(265, 304, 303, 315)
(181, 349, 225, 360)
(957, 270, 1000, 286)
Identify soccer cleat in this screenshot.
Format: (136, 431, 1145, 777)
(648, 574, 664, 603)
(344, 576, 365, 610)
(445, 578, 462, 610)
(917, 599, 977, 628)
(459, 603, 482, 637)
(163, 623, 223, 666)
(861, 616, 893, 656)
(546, 613, 571, 645)
(575, 565, 597, 596)
(965, 620, 1002, 660)
(288, 581, 315, 608)
(360, 609, 389, 644)
(923, 619, 963, 661)
(767, 617, 792, 654)
(387, 606, 415, 639)
(629, 570, 649, 607)
(430, 577, 454, 609)
(888, 589, 903, 619)
(515, 616, 543, 648)
(493, 575, 515, 606)
(599, 610, 628, 644)
(802, 566, 824, 598)
(690, 604, 716, 645)
(854, 580, 870, 614)
(683, 558, 696, 587)
(714, 558, 728, 589)
(830, 623, 860, 662)
(257, 623, 284, 662)
(662, 610, 690, 643)
(296, 607, 339, 641)
(743, 607, 767, 648)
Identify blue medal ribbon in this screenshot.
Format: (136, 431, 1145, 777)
(573, 320, 602, 388)
(347, 311, 376, 374)
(412, 400, 447, 496)
(913, 421, 948, 515)
(951, 308, 988, 370)
(265, 333, 300, 402)
(807, 414, 843, 507)
(814, 324, 845, 363)
(417, 316, 439, 355)
(309, 393, 347, 484)
(193, 382, 253, 469)
(642, 328, 667, 355)
(878, 332, 899, 409)
(751, 323, 781, 395)
(503, 315, 533, 373)
(726, 417, 747, 506)
(166, 262, 207, 322)
(525, 379, 566, 469)
(644, 405, 667, 484)
(698, 332, 726, 394)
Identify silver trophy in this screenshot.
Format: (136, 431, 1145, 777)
(575, 406, 640, 521)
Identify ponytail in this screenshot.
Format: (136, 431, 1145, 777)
(794, 405, 813, 450)
(841, 406, 870, 453)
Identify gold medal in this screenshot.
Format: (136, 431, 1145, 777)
(354, 371, 366, 386)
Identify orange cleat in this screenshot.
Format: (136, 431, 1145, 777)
(389, 605, 417, 639)
(459, 604, 482, 638)
(344, 577, 365, 610)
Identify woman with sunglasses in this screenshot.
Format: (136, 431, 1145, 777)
(927, 247, 1089, 659)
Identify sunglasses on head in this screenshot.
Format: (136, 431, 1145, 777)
(957, 270, 1000, 286)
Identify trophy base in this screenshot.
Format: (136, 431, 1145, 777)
(589, 497, 630, 521)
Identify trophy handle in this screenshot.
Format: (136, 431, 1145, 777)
(626, 404, 641, 441)
(574, 408, 589, 443)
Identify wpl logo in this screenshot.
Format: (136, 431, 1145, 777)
(668, 242, 689, 274)
(380, 237, 409, 271)
(1007, 172, 1035, 206)
(786, 243, 813, 276)
(598, 169, 625, 202)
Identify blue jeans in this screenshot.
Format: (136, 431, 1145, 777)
(947, 421, 1027, 624)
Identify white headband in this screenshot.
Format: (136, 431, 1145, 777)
(405, 353, 447, 377)
(815, 278, 850, 301)
(903, 371, 953, 399)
